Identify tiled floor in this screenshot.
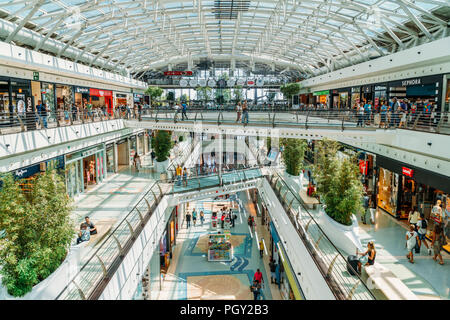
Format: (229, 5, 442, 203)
(292, 174, 450, 300)
(158, 193, 281, 300)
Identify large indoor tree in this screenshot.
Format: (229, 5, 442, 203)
(280, 138, 307, 176)
(280, 82, 301, 107)
(314, 139, 364, 226)
(0, 170, 74, 297)
(145, 86, 164, 103)
(151, 130, 173, 162)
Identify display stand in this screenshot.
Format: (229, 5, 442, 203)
(207, 233, 233, 262)
(210, 216, 219, 230)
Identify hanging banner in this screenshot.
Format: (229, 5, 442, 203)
(359, 160, 368, 175)
(164, 71, 193, 76)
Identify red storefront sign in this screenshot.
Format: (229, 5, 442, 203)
(90, 88, 112, 97)
(247, 80, 255, 86)
(359, 160, 368, 175)
(164, 71, 193, 76)
(402, 167, 414, 177)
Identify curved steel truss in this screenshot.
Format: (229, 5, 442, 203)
(0, 0, 448, 78)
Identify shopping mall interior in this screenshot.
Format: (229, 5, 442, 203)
(0, 0, 449, 307)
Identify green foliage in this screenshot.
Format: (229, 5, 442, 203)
(196, 87, 212, 101)
(0, 171, 74, 297)
(313, 139, 364, 226)
(180, 94, 188, 103)
(151, 130, 173, 162)
(145, 86, 164, 100)
(280, 82, 301, 99)
(178, 135, 184, 142)
(233, 86, 244, 101)
(166, 91, 175, 101)
(280, 138, 307, 176)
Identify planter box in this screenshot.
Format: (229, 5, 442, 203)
(318, 206, 363, 256)
(0, 241, 89, 300)
(154, 159, 169, 173)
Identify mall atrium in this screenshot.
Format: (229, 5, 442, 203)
(0, 0, 448, 304)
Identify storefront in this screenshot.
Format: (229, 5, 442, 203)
(114, 92, 133, 113)
(116, 137, 130, 170)
(90, 88, 113, 114)
(13, 156, 65, 192)
(134, 93, 144, 105)
(313, 90, 329, 107)
(331, 88, 350, 109)
(376, 155, 450, 222)
(65, 144, 107, 197)
(137, 132, 145, 155)
(56, 84, 74, 112)
(106, 143, 116, 174)
(373, 85, 387, 111)
(129, 135, 137, 164)
(0, 77, 32, 121)
(351, 86, 361, 108)
(361, 85, 373, 105)
(388, 75, 443, 110)
(160, 209, 177, 274)
(74, 86, 90, 109)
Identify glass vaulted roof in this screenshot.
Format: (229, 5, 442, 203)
(0, 0, 448, 79)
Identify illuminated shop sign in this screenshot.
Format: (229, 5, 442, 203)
(164, 71, 193, 76)
(401, 78, 421, 86)
(402, 167, 414, 177)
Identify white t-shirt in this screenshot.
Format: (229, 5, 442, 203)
(417, 220, 427, 235)
(406, 231, 417, 249)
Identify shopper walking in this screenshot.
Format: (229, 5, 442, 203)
(200, 211, 205, 226)
(192, 208, 197, 226)
(269, 258, 277, 284)
(181, 102, 188, 120)
(186, 211, 191, 228)
(182, 167, 188, 187)
(432, 224, 445, 265)
(408, 206, 420, 230)
(363, 100, 372, 125)
(251, 280, 261, 301)
(242, 100, 249, 124)
(259, 239, 265, 258)
(380, 102, 387, 128)
(221, 212, 225, 229)
(417, 214, 431, 255)
(247, 215, 253, 232)
(406, 224, 419, 263)
(431, 200, 443, 229)
(236, 101, 242, 122)
(356, 103, 364, 127)
(176, 165, 182, 186)
(253, 268, 264, 285)
(150, 150, 156, 166)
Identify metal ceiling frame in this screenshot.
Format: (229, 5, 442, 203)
(0, 0, 447, 79)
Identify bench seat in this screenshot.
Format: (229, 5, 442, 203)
(365, 263, 417, 300)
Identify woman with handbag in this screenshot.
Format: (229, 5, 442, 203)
(432, 224, 445, 265)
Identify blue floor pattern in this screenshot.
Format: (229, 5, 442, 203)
(170, 195, 272, 300)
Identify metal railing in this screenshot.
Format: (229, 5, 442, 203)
(136, 108, 450, 134)
(56, 181, 164, 300)
(267, 170, 375, 300)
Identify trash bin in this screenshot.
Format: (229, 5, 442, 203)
(347, 255, 359, 276)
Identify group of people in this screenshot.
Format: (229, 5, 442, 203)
(406, 200, 447, 265)
(236, 100, 249, 124)
(76, 216, 98, 244)
(355, 97, 438, 128)
(175, 164, 189, 187)
(185, 208, 205, 228)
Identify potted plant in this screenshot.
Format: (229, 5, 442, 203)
(0, 170, 74, 298)
(280, 138, 307, 191)
(313, 139, 364, 255)
(280, 82, 301, 108)
(152, 130, 173, 173)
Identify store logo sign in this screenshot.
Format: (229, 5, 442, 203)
(402, 79, 421, 86)
(402, 167, 414, 177)
(15, 169, 27, 177)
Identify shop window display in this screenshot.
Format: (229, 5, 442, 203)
(377, 168, 399, 217)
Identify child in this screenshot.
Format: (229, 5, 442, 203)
(406, 224, 419, 263)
